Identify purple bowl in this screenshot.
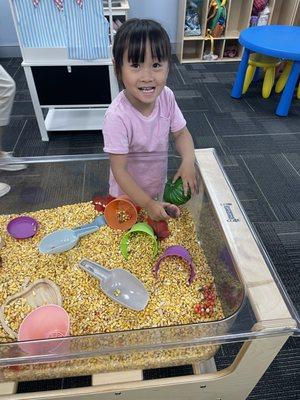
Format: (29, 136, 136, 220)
(7, 216, 39, 239)
(153, 245, 196, 285)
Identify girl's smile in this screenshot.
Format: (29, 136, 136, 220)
(138, 86, 155, 94)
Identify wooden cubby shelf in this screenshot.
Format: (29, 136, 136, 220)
(177, 0, 300, 63)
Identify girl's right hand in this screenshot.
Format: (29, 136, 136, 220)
(146, 200, 170, 221)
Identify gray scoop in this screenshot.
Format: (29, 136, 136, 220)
(79, 259, 149, 311)
(39, 215, 106, 254)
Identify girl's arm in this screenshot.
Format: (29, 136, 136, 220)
(172, 126, 197, 195)
(110, 154, 170, 221)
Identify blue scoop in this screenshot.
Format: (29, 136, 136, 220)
(39, 215, 106, 254)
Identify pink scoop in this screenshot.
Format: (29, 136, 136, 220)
(18, 305, 70, 355)
(153, 245, 196, 285)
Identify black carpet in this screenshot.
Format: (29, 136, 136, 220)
(0, 56, 299, 399)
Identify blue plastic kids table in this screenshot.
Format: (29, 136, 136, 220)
(231, 25, 300, 116)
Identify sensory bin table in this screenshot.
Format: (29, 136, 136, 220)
(0, 149, 298, 399)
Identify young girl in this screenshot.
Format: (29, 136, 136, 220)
(103, 18, 197, 221)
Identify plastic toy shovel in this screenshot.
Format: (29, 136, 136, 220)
(79, 259, 149, 311)
(39, 215, 106, 254)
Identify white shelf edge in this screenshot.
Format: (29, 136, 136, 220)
(21, 47, 114, 66)
(45, 108, 107, 131)
(183, 36, 205, 41)
(181, 58, 241, 64)
(41, 104, 110, 109)
(103, 0, 130, 11)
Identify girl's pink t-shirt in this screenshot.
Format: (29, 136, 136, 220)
(103, 86, 186, 198)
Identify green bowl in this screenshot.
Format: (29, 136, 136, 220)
(120, 222, 158, 260)
(163, 178, 191, 206)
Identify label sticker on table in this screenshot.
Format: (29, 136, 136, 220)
(221, 203, 240, 223)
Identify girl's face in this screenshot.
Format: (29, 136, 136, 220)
(120, 42, 169, 113)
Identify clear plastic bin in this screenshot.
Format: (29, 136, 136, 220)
(0, 149, 298, 384)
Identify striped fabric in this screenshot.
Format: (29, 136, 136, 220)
(75, 0, 83, 8)
(32, 1, 83, 11)
(64, 0, 109, 60)
(14, 0, 109, 60)
(53, 0, 63, 11)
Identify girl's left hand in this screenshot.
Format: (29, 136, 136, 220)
(173, 159, 197, 196)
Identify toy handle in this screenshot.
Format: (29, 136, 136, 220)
(0, 304, 18, 339)
(79, 259, 110, 281)
(93, 215, 107, 228)
(73, 215, 107, 237)
(73, 225, 99, 238)
(0, 281, 29, 339)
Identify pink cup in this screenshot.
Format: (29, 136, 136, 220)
(18, 304, 70, 355)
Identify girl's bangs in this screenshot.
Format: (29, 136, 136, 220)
(126, 28, 170, 64)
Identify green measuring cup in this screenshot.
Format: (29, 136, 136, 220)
(120, 222, 158, 260)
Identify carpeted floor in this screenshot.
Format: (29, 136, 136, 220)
(0, 56, 299, 398)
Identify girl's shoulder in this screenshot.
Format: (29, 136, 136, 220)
(157, 86, 177, 116)
(161, 85, 174, 97)
(106, 91, 129, 116)
(159, 86, 176, 105)
(163, 86, 175, 96)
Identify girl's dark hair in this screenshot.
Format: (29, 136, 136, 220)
(113, 19, 171, 81)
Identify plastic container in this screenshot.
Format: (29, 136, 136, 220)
(18, 305, 70, 355)
(120, 222, 158, 259)
(0, 151, 298, 384)
(104, 197, 138, 230)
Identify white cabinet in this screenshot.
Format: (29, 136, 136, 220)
(9, 0, 130, 141)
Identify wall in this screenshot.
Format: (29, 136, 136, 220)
(0, 0, 179, 57)
(128, 0, 179, 44)
(0, 0, 20, 57)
